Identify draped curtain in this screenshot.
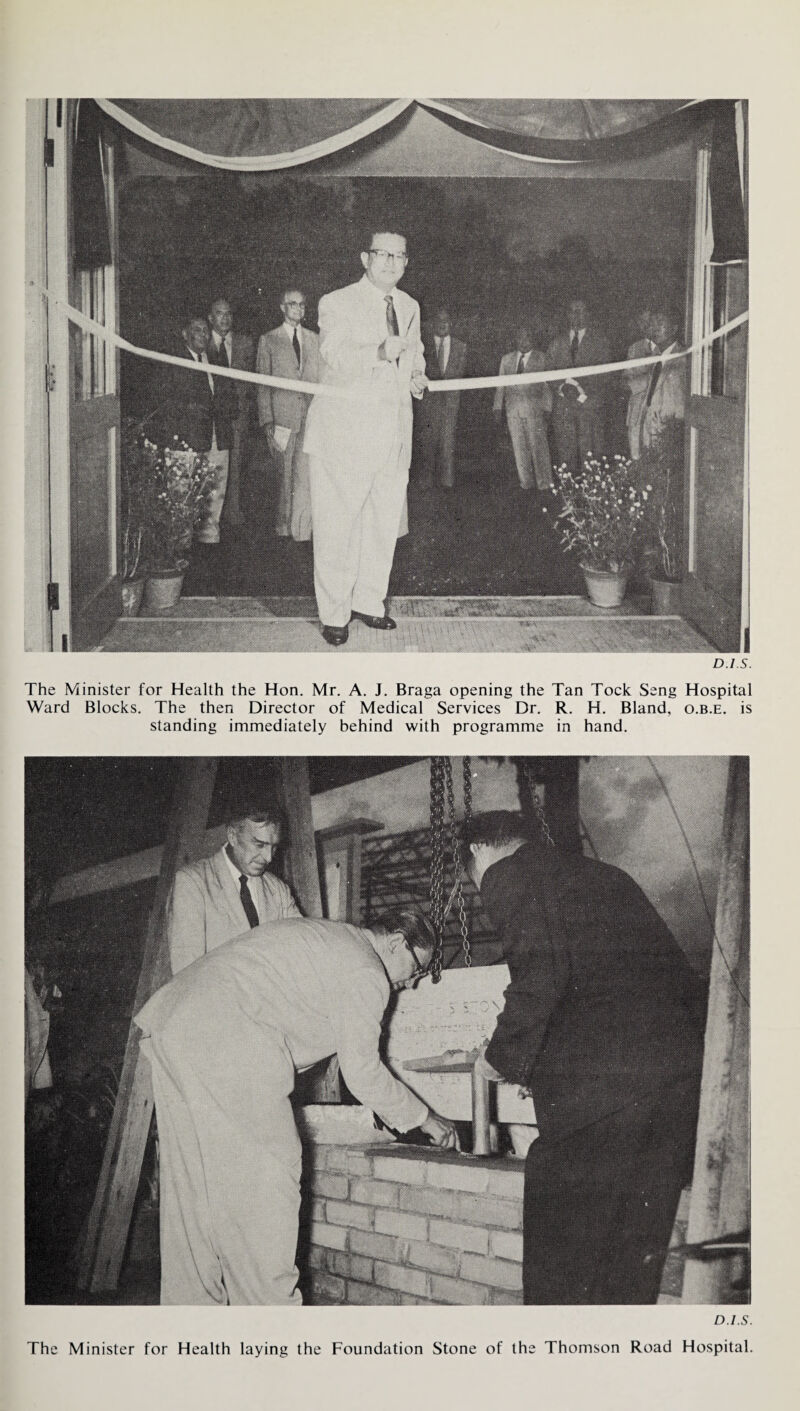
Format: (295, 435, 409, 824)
(94, 97, 747, 258)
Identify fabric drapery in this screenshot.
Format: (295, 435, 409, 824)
(96, 97, 732, 171)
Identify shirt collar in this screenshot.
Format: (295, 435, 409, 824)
(284, 321, 301, 337)
(223, 845, 248, 887)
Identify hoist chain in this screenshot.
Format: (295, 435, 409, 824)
(444, 759, 471, 969)
(522, 761, 556, 847)
(429, 758, 446, 982)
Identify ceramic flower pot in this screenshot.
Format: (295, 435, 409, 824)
(650, 577, 683, 615)
(120, 577, 146, 618)
(581, 564, 630, 609)
(142, 563, 187, 613)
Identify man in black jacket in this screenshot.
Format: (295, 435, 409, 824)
(160, 314, 237, 544)
(463, 810, 706, 1304)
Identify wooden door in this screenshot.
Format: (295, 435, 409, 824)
(47, 101, 121, 652)
(682, 138, 749, 651)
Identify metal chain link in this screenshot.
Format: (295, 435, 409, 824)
(444, 760, 471, 968)
(522, 760, 556, 847)
(429, 758, 446, 982)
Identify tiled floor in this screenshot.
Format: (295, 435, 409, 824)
(97, 596, 712, 653)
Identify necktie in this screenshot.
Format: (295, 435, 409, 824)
(385, 295, 399, 337)
(292, 328, 301, 367)
(517, 353, 525, 375)
(215, 337, 229, 368)
(238, 874, 259, 929)
(438, 338, 447, 374)
(570, 332, 580, 365)
(644, 359, 663, 408)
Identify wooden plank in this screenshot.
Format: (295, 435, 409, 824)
(77, 758, 219, 1292)
(682, 756, 749, 1302)
(278, 758, 323, 918)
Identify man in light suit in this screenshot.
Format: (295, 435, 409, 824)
(417, 307, 467, 488)
(256, 289, 320, 542)
(166, 803, 301, 974)
(493, 325, 553, 494)
(546, 298, 610, 473)
(624, 307, 657, 460)
(207, 298, 256, 527)
(641, 308, 688, 451)
(303, 227, 428, 646)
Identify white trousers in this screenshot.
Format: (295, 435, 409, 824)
(275, 431, 312, 541)
(309, 444, 407, 627)
(196, 441, 229, 544)
(507, 410, 552, 491)
(143, 1017, 303, 1306)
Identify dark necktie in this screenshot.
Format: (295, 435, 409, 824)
(644, 358, 664, 408)
(238, 874, 259, 929)
(570, 332, 580, 365)
(517, 353, 525, 375)
(438, 339, 447, 374)
(215, 337, 229, 368)
(385, 295, 400, 337)
(292, 328, 301, 367)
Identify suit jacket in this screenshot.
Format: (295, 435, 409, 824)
(546, 326, 610, 410)
(159, 344, 234, 452)
(493, 349, 552, 418)
(256, 324, 321, 433)
(423, 333, 467, 388)
(303, 276, 425, 474)
(209, 330, 256, 423)
(642, 342, 688, 447)
(482, 842, 706, 1140)
(166, 845, 301, 974)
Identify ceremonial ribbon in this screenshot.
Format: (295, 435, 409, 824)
(33, 283, 747, 400)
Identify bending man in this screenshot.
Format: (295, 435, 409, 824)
(135, 908, 457, 1305)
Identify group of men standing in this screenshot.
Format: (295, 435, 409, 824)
(160, 230, 688, 643)
(137, 801, 705, 1309)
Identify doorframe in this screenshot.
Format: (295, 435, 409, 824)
(44, 98, 73, 652)
(24, 101, 53, 652)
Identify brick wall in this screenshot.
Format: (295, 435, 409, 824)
(298, 1143, 691, 1306)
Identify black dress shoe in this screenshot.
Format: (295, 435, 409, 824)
(350, 611, 397, 630)
(321, 624, 349, 646)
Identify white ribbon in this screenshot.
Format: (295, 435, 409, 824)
(36, 283, 747, 399)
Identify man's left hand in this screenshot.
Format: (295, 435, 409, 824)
(410, 372, 429, 399)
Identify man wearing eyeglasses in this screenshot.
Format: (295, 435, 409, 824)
(135, 907, 458, 1304)
(256, 289, 320, 542)
(303, 228, 428, 645)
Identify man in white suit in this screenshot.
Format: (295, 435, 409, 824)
(624, 306, 656, 460)
(135, 909, 458, 1304)
(303, 228, 428, 646)
(166, 803, 301, 974)
(641, 308, 688, 451)
(256, 289, 320, 542)
(493, 326, 553, 494)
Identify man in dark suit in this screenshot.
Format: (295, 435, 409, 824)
(464, 810, 706, 1305)
(161, 314, 235, 544)
(417, 307, 467, 487)
(207, 297, 255, 528)
(547, 298, 610, 472)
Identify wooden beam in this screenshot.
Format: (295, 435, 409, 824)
(682, 756, 750, 1302)
(278, 758, 323, 918)
(77, 758, 219, 1292)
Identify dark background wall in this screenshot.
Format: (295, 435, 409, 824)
(118, 171, 691, 426)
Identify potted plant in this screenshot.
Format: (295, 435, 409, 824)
(133, 436, 214, 613)
(548, 454, 650, 608)
(637, 419, 685, 614)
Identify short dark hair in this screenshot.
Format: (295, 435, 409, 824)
(461, 811, 533, 850)
(227, 802, 286, 832)
(362, 225, 407, 254)
(373, 905, 436, 962)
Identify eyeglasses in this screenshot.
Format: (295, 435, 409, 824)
(369, 249, 408, 263)
(403, 935, 431, 983)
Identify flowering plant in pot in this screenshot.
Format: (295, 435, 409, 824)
(130, 435, 214, 611)
(119, 420, 149, 616)
(548, 454, 650, 607)
(636, 419, 685, 613)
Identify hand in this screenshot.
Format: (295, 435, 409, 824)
(410, 371, 428, 397)
(263, 425, 277, 453)
(473, 1041, 504, 1083)
(380, 335, 409, 362)
(420, 1111, 461, 1151)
